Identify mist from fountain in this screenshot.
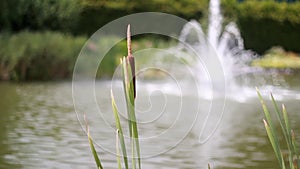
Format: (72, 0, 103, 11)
(173, 0, 258, 97)
(144, 0, 300, 101)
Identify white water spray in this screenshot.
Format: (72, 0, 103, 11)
(176, 0, 255, 92)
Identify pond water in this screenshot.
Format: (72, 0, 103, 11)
(0, 72, 300, 169)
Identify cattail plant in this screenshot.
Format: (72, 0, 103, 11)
(86, 25, 141, 169)
(84, 25, 300, 169)
(257, 88, 299, 169)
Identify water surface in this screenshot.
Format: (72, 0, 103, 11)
(0, 74, 299, 169)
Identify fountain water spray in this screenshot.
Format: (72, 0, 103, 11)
(175, 0, 256, 94)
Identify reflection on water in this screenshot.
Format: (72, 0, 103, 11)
(0, 73, 300, 169)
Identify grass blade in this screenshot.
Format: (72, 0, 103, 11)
(111, 91, 129, 169)
(258, 90, 300, 169)
(263, 119, 284, 168)
(271, 94, 291, 148)
(257, 89, 283, 168)
(85, 115, 103, 169)
(257, 88, 276, 135)
(132, 128, 136, 169)
(88, 133, 103, 169)
(282, 104, 297, 169)
(291, 130, 300, 168)
(116, 130, 122, 169)
(121, 56, 133, 137)
(282, 104, 292, 145)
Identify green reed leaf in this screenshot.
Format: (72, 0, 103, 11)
(263, 119, 284, 168)
(85, 115, 103, 169)
(116, 130, 122, 169)
(111, 91, 129, 169)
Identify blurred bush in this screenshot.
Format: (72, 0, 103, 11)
(0, 31, 86, 81)
(0, 32, 174, 81)
(0, 0, 208, 35)
(222, 0, 300, 54)
(0, 0, 81, 33)
(76, 0, 208, 35)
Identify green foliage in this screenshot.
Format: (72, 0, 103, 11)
(221, 0, 300, 54)
(0, 0, 81, 33)
(236, 1, 300, 24)
(0, 0, 208, 35)
(0, 31, 86, 80)
(0, 31, 174, 81)
(77, 0, 208, 35)
(257, 89, 300, 169)
(252, 47, 300, 68)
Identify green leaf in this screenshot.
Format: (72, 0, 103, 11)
(271, 94, 290, 149)
(84, 114, 103, 169)
(263, 119, 284, 168)
(88, 132, 103, 169)
(257, 88, 275, 133)
(116, 130, 122, 169)
(84, 117, 103, 169)
(291, 130, 300, 168)
(121, 57, 132, 137)
(257, 89, 282, 155)
(111, 91, 129, 169)
(282, 104, 292, 145)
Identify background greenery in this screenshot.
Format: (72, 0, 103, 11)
(0, 0, 300, 80)
(0, 31, 86, 81)
(0, 0, 208, 35)
(222, 0, 300, 54)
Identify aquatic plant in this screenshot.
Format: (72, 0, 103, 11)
(257, 89, 299, 169)
(86, 25, 141, 169)
(85, 25, 299, 169)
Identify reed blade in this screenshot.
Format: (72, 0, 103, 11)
(271, 94, 290, 147)
(111, 91, 129, 169)
(116, 130, 122, 169)
(85, 115, 103, 169)
(263, 119, 284, 168)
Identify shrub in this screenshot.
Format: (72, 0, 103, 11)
(76, 0, 208, 35)
(221, 0, 300, 54)
(0, 0, 209, 35)
(0, 0, 81, 33)
(0, 31, 87, 80)
(0, 31, 174, 81)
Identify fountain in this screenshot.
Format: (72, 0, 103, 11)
(173, 0, 256, 95)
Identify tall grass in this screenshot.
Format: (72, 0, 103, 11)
(257, 88, 299, 169)
(87, 25, 141, 169)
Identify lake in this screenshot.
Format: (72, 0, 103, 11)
(0, 71, 300, 169)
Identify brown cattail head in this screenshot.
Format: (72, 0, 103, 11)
(127, 24, 136, 98)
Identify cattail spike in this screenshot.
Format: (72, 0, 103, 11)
(126, 24, 136, 99)
(127, 24, 132, 56)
